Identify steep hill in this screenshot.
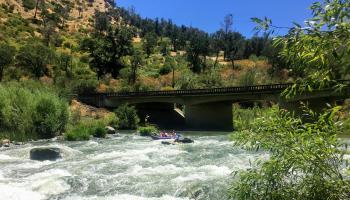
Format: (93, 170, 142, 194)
(0, 0, 113, 31)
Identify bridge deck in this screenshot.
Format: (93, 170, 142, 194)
(79, 80, 350, 98)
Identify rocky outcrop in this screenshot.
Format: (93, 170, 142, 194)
(30, 147, 62, 161)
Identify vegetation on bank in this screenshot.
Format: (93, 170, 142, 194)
(138, 126, 158, 137)
(0, 81, 68, 141)
(230, 106, 350, 199)
(229, 0, 350, 199)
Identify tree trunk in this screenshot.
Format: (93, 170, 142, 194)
(172, 68, 175, 88)
(34, 0, 40, 19)
(214, 51, 219, 68)
(0, 67, 3, 82)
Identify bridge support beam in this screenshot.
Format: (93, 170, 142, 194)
(185, 102, 233, 131)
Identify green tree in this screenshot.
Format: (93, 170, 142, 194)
(142, 32, 158, 57)
(17, 42, 55, 78)
(252, 0, 350, 91)
(225, 31, 245, 69)
(0, 43, 16, 82)
(230, 0, 350, 199)
(186, 30, 210, 73)
(129, 48, 144, 84)
(115, 104, 140, 130)
(81, 25, 134, 79)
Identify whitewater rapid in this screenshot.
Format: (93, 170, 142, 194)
(0, 133, 265, 200)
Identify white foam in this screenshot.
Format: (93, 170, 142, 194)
(23, 169, 71, 196)
(63, 194, 190, 200)
(0, 154, 17, 160)
(0, 184, 45, 200)
(172, 173, 207, 183)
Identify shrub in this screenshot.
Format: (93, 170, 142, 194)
(229, 107, 350, 199)
(64, 125, 91, 141)
(237, 68, 257, 86)
(159, 65, 172, 75)
(0, 81, 68, 141)
(93, 126, 107, 138)
(22, 0, 36, 10)
(70, 79, 98, 94)
(138, 126, 158, 136)
(115, 104, 140, 130)
(33, 95, 69, 139)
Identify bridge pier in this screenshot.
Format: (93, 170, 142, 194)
(185, 102, 233, 131)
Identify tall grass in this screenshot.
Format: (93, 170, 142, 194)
(0, 81, 69, 141)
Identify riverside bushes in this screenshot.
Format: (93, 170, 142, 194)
(64, 113, 117, 141)
(115, 104, 140, 130)
(138, 126, 158, 136)
(0, 81, 69, 141)
(229, 107, 350, 199)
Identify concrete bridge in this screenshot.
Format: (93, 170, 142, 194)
(77, 81, 350, 131)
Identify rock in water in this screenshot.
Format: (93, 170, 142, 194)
(30, 147, 62, 161)
(105, 126, 116, 134)
(175, 138, 194, 144)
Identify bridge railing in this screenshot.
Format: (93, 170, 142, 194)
(84, 83, 293, 98)
(77, 80, 350, 98)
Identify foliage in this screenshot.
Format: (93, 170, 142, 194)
(142, 32, 158, 57)
(237, 68, 257, 86)
(33, 95, 69, 139)
(17, 42, 55, 78)
(175, 70, 201, 89)
(254, 0, 350, 89)
(0, 81, 68, 141)
(115, 104, 140, 130)
(22, 0, 36, 10)
(229, 106, 350, 200)
(138, 126, 158, 136)
(92, 126, 107, 138)
(64, 124, 91, 141)
(65, 113, 117, 141)
(198, 69, 223, 88)
(80, 24, 134, 78)
(0, 42, 16, 81)
(159, 64, 172, 75)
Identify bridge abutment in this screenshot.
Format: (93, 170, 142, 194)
(185, 102, 233, 131)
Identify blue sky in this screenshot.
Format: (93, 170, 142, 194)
(116, 0, 316, 37)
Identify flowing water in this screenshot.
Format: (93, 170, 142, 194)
(0, 132, 266, 200)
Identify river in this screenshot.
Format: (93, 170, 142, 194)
(0, 132, 265, 200)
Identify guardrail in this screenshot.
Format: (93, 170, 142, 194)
(78, 80, 350, 98)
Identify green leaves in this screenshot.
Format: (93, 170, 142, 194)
(230, 106, 350, 200)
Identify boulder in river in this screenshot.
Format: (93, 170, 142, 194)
(105, 126, 117, 134)
(175, 138, 194, 144)
(2, 139, 10, 147)
(30, 147, 62, 161)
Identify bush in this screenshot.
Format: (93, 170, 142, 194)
(115, 104, 140, 130)
(22, 0, 36, 10)
(0, 81, 69, 141)
(237, 68, 257, 86)
(159, 65, 172, 75)
(33, 96, 69, 139)
(70, 79, 98, 94)
(229, 107, 350, 199)
(64, 125, 91, 141)
(93, 126, 107, 138)
(138, 126, 158, 136)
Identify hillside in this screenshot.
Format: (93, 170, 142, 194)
(0, 0, 113, 31)
(0, 0, 289, 96)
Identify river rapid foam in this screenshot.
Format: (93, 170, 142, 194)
(0, 133, 264, 200)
